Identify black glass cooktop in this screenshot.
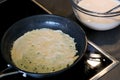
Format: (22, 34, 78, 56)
(0, 0, 119, 80)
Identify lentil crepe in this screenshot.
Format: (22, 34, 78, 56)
(11, 28, 78, 73)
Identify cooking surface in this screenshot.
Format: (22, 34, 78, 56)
(0, 0, 120, 80)
(32, 0, 120, 80)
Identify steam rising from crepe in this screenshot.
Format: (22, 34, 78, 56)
(11, 28, 78, 73)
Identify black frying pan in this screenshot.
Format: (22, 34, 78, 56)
(0, 14, 87, 78)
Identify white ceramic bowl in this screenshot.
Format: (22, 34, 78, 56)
(70, 0, 120, 31)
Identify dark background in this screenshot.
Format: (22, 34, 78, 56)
(0, 0, 46, 79)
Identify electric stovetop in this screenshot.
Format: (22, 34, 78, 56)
(0, 0, 119, 80)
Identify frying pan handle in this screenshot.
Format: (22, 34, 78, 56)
(0, 64, 19, 78)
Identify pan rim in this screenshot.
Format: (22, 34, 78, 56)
(1, 14, 88, 77)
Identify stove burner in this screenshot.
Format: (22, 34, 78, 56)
(31, 1, 119, 79)
(83, 41, 119, 80)
(0, 41, 119, 80)
(0, 1, 119, 80)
